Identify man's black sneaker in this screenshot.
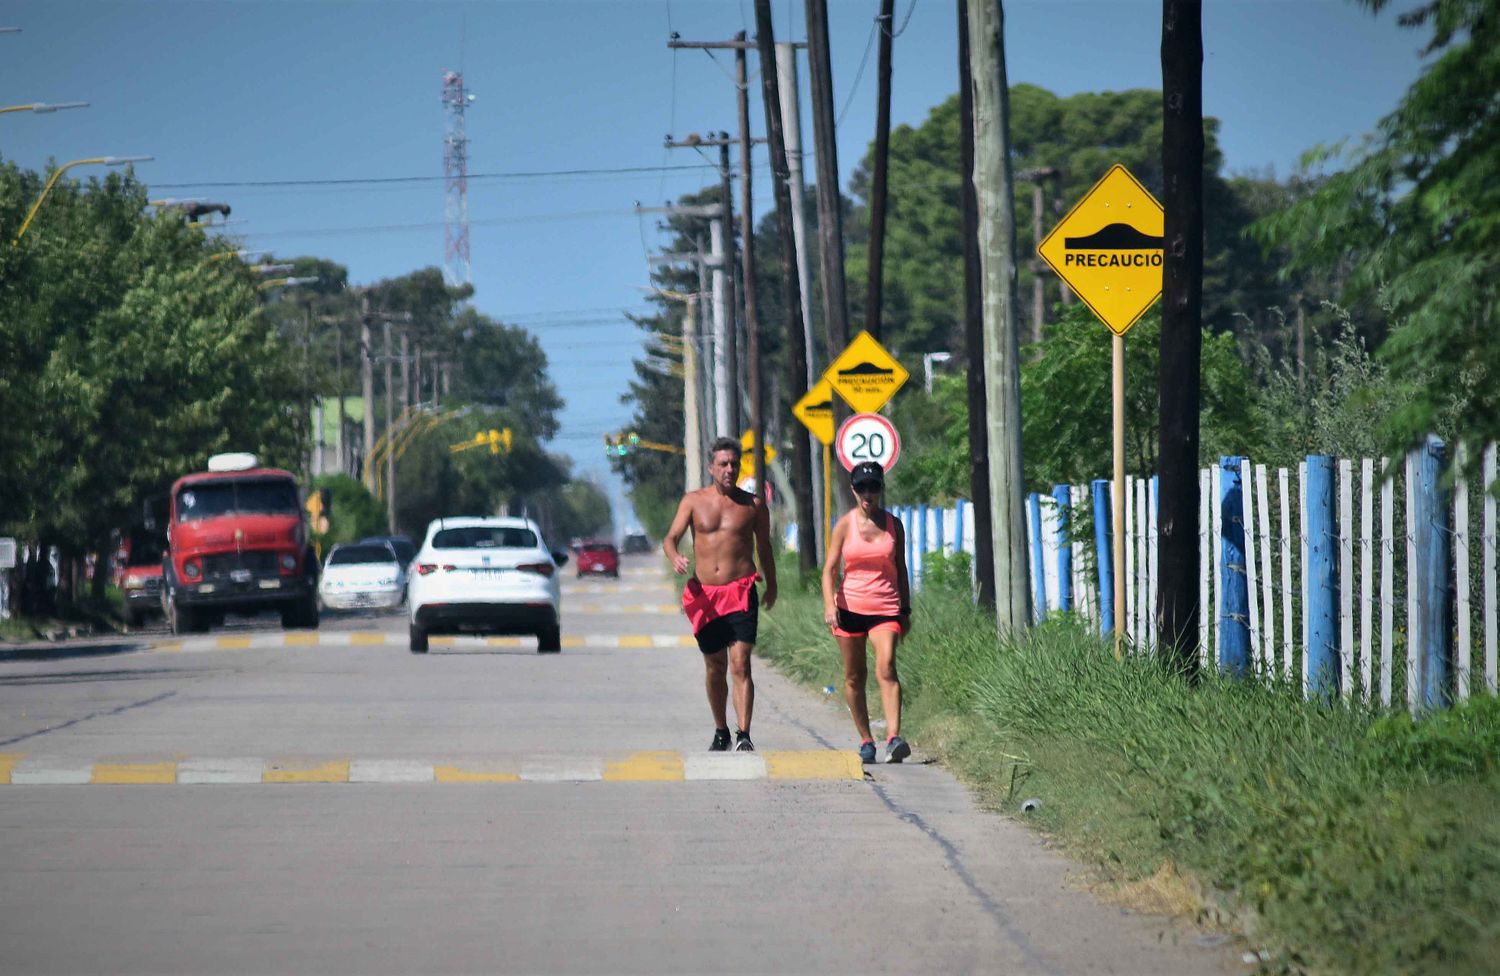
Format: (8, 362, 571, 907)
(734, 730, 755, 752)
(710, 728, 732, 751)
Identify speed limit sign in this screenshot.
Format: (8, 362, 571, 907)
(835, 413, 901, 473)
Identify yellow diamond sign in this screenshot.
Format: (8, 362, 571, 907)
(826, 331, 909, 414)
(1037, 164, 1164, 336)
(792, 376, 837, 446)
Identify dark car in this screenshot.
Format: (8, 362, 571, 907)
(622, 532, 651, 554)
(575, 541, 620, 579)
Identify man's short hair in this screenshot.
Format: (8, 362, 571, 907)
(708, 436, 741, 460)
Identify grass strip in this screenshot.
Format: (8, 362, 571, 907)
(759, 559, 1500, 975)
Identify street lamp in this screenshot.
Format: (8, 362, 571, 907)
(923, 351, 953, 393)
(0, 100, 89, 116)
(13, 154, 153, 244)
(257, 276, 320, 291)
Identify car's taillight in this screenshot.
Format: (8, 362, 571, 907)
(442, 564, 457, 572)
(416, 563, 438, 576)
(517, 562, 555, 578)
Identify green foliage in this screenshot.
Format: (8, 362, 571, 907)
(918, 548, 972, 598)
(312, 474, 387, 546)
(548, 479, 614, 544)
(1256, 0, 1500, 459)
(759, 583, 1500, 974)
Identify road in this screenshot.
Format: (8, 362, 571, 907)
(0, 553, 1235, 975)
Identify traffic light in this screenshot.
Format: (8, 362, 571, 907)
(487, 429, 501, 454)
(627, 432, 640, 448)
(603, 433, 615, 456)
(501, 427, 513, 454)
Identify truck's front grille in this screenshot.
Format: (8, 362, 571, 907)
(201, 551, 279, 576)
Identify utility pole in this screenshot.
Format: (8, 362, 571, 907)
(958, 0, 995, 609)
(400, 331, 411, 416)
(1018, 167, 1059, 344)
(360, 296, 375, 491)
(967, 0, 1031, 634)
(334, 320, 346, 477)
(1158, 0, 1205, 674)
(776, 40, 824, 558)
(384, 318, 396, 533)
(733, 31, 765, 495)
(804, 0, 852, 425)
(866, 0, 896, 340)
(754, 0, 817, 570)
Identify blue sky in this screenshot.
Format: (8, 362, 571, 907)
(3, 1, 1428, 529)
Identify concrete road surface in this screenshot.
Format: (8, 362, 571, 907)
(0, 554, 1236, 975)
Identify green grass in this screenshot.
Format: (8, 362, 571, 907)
(759, 559, 1500, 975)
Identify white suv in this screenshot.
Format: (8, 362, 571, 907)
(407, 516, 568, 653)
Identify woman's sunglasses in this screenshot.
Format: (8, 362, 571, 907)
(853, 482, 883, 494)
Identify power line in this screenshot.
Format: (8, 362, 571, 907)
(152, 163, 721, 191)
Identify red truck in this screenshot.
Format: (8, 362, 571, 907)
(160, 453, 319, 634)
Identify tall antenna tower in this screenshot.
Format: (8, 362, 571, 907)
(442, 70, 474, 287)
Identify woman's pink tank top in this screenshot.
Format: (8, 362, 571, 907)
(836, 512, 900, 615)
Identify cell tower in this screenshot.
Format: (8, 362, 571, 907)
(442, 70, 473, 287)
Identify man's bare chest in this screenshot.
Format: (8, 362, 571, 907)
(692, 499, 755, 537)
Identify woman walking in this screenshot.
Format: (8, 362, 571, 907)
(821, 461, 912, 764)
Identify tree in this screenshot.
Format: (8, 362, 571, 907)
(1257, 0, 1500, 459)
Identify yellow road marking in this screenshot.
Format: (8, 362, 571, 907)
(431, 636, 458, 646)
(284, 632, 321, 646)
(618, 635, 654, 648)
(350, 632, 388, 646)
(215, 636, 253, 650)
(485, 637, 524, 648)
(433, 765, 521, 783)
(263, 760, 350, 783)
(764, 750, 864, 781)
(561, 635, 586, 648)
(155, 640, 183, 653)
(603, 751, 685, 782)
(92, 761, 177, 785)
(676, 635, 697, 647)
(0, 753, 23, 785)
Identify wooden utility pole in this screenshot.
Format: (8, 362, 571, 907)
(958, 0, 995, 609)
(383, 318, 396, 533)
(360, 296, 375, 491)
(967, 0, 1031, 633)
(754, 0, 817, 571)
(804, 0, 852, 425)
(1158, 0, 1204, 673)
(733, 32, 765, 495)
(1017, 167, 1059, 344)
(865, 0, 896, 340)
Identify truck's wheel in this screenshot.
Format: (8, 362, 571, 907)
(126, 608, 145, 629)
(167, 590, 198, 635)
(537, 626, 561, 653)
(281, 593, 319, 630)
(409, 623, 429, 654)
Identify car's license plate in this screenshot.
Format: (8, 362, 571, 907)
(231, 569, 252, 583)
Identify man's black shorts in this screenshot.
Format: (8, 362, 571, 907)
(695, 586, 759, 653)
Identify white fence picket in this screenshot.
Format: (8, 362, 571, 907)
(1381, 459, 1394, 708)
(1148, 477, 1159, 647)
(1339, 458, 1355, 698)
(1455, 446, 1471, 701)
(1199, 468, 1211, 667)
(1360, 459, 1374, 700)
(1136, 478, 1149, 649)
(1042, 496, 1061, 614)
(1256, 464, 1275, 675)
(1241, 459, 1262, 671)
(1486, 444, 1498, 694)
(1124, 477, 1136, 645)
(1212, 464, 1224, 666)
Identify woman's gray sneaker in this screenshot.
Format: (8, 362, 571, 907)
(884, 736, 911, 764)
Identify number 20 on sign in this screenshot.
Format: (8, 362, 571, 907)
(836, 413, 901, 473)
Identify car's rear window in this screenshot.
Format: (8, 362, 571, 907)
(432, 526, 538, 550)
(328, 545, 397, 566)
(582, 544, 616, 554)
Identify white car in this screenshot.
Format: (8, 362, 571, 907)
(407, 516, 568, 653)
(318, 541, 408, 612)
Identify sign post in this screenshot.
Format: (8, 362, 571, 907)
(792, 377, 838, 542)
(1037, 164, 1164, 660)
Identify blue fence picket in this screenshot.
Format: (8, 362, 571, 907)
(1092, 479, 1114, 635)
(1413, 436, 1452, 712)
(1219, 458, 1251, 676)
(954, 499, 966, 553)
(1306, 455, 1339, 696)
(1053, 485, 1072, 612)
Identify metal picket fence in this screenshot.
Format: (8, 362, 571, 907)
(795, 438, 1499, 712)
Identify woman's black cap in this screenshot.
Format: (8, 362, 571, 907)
(850, 461, 884, 488)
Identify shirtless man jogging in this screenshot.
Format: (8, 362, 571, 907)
(663, 437, 778, 752)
